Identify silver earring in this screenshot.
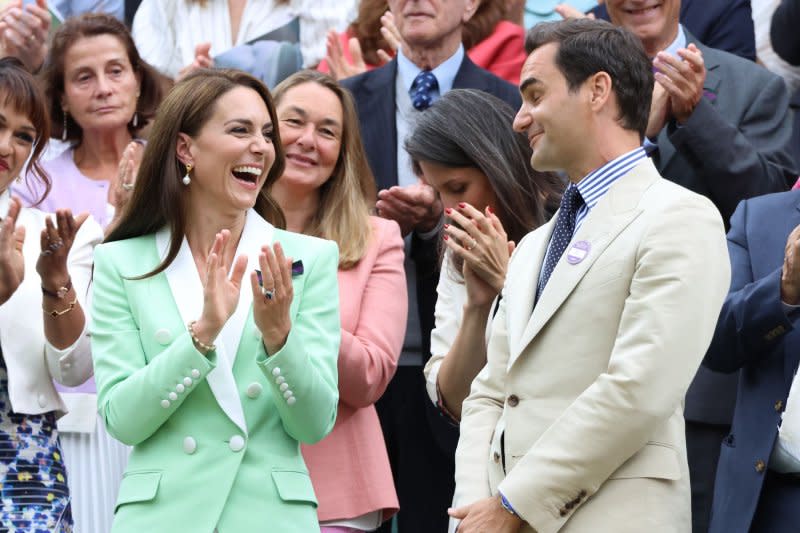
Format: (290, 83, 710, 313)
(182, 163, 192, 186)
(62, 112, 68, 141)
(132, 112, 138, 128)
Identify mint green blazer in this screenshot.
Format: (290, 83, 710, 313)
(90, 211, 340, 533)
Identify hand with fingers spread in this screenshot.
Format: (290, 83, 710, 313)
(111, 140, 145, 212)
(35, 208, 89, 293)
(376, 182, 442, 237)
(250, 241, 294, 355)
(191, 229, 248, 354)
(443, 203, 514, 307)
(653, 43, 706, 124)
(0, 196, 26, 305)
(325, 30, 368, 81)
(0, 0, 50, 72)
(377, 11, 403, 64)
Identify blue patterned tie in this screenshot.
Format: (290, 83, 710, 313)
(536, 184, 584, 300)
(410, 70, 439, 111)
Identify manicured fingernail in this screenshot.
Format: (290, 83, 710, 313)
(444, 208, 452, 215)
(443, 223, 450, 229)
(443, 234, 449, 240)
(458, 202, 466, 208)
(487, 206, 494, 214)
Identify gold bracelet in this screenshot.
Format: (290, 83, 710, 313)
(45, 296, 78, 318)
(187, 320, 216, 352)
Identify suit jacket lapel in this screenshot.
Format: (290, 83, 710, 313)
(657, 35, 721, 172)
(155, 227, 249, 436)
(360, 61, 399, 191)
(509, 161, 658, 368)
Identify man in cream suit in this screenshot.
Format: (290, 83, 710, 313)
(450, 19, 731, 533)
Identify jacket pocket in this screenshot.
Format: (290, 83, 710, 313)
(608, 442, 681, 480)
(115, 470, 162, 513)
(271, 469, 318, 507)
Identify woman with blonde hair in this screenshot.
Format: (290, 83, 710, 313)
(271, 69, 406, 532)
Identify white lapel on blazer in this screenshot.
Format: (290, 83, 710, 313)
(217, 209, 274, 369)
(155, 225, 249, 436)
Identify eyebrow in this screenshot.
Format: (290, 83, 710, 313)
(284, 105, 342, 128)
(0, 112, 36, 133)
(225, 118, 273, 129)
(519, 77, 543, 94)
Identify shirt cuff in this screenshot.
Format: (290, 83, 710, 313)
(498, 491, 520, 517)
(415, 215, 444, 241)
(782, 301, 800, 316)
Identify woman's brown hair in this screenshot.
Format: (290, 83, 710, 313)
(105, 69, 286, 279)
(272, 70, 376, 269)
(0, 58, 51, 205)
(41, 13, 164, 144)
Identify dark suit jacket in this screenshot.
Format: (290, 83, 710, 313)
(592, 0, 756, 61)
(703, 190, 800, 533)
(341, 56, 520, 451)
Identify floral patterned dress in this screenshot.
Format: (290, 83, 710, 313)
(0, 350, 73, 532)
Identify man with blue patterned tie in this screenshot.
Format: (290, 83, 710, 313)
(341, 1, 519, 532)
(451, 19, 731, 533)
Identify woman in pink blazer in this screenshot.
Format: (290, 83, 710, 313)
(271, 70, 406, 532)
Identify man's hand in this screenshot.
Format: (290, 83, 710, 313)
(646, 79, 671, 139)
(325, 31, 368, 80)
(781, 224, 800, 305)
(0, 0, 50, 72)
(652, 43, 706, 124)
(554, 4, 594, 19)
(448, 496, 524, 533)
(376, 182, 442, 237)
(178, 42, 213, 80)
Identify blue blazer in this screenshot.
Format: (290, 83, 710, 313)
(591, 0, 756, 61)
(703, 190, 800, 533)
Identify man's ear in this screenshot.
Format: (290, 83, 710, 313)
(588, 71, 613, 112)
(175, 132, 194, 167)
(462, 0, 481, 23)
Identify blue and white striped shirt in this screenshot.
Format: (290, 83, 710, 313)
(573, 147, 648, 234)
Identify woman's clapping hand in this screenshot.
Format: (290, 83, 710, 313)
(0, 196, 25, 304)
(250, 242, 293, 356)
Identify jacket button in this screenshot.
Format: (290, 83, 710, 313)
(755, 460, 766, 473)
(565, 501, 575, 509)
(183, 436, 197, 455)
(154, 328, 172, 345)
(246, 382, 263, 399)
(493, 451, 500, 463)
(229, 435, 245, 452)
(578, 490, 587, 498)
(37, 394, 47, 408)
(507, 395, 520, 407)
(775, 400, 784, 412)
(559, 508, 568, 517)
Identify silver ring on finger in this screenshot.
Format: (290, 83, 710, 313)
(121, 183, 134, 191)
(40, 249, 53, 257)
(262, 287, 275, 300)
(27, 33, 37, 44)
(464, 238, 477, 251)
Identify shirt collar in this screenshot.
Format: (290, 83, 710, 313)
(661, 24, 687, 59)
(397, 44, 465, 94)
(575, 147, 647, 211)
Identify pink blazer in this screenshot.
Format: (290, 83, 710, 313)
(302, 216, 407, 523)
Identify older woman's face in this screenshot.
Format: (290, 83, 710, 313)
(61, 34, 140, 136)
(0, 96, 36, 193)
(276, 82, 343, 196)
(418, 160, 497, 212)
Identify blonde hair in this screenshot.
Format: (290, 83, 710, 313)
(272, 70, 375, 270)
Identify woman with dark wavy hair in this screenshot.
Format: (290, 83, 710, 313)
(405, 88, 562, 421)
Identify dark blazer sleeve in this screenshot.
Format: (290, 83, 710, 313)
(703, 199, 796, 373)
(665, 65, 795, 223)
(771, 0, 800, 66)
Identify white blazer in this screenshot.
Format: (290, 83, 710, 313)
(0, 190, 102, 415)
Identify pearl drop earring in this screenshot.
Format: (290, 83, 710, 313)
(182, 163, 193, 186)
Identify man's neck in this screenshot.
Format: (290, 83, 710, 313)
(401, 34, 462, 70)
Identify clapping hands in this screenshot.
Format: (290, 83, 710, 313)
(0, 197, 25, 305)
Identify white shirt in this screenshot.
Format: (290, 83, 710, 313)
(132, 0, 357, 78)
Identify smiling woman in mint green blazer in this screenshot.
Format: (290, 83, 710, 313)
(90, 69, 340, 533)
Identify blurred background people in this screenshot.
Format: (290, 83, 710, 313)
(341, 1, 521, 530)
(770, 0, 800, 172)
(131, 0, 358, 80)
(703, 189, 800, 533)
(0, 57, 102, 532)
(271, 69, 406, 533)
(322, 0, 526, 84)
(403, 88, 560, 421)
(92, 68, 340, 532)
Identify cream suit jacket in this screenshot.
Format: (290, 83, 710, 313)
(453, 159, 731, 533)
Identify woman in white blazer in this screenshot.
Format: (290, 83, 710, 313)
(0, 58, 102, 531)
